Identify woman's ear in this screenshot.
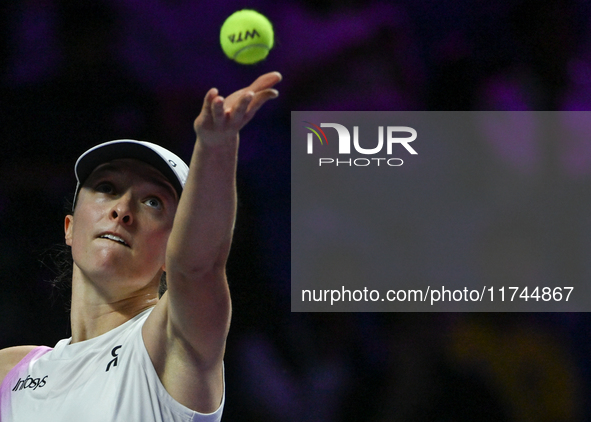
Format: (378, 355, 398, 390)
(64, 215, 74, 246)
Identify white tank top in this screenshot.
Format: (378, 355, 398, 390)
(0, 308, 224, 422)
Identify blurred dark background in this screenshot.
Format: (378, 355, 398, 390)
(3, 0, 591, 420)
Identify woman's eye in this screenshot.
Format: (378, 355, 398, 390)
(145, 198, 162, 209)
(95, 183, 114, 194)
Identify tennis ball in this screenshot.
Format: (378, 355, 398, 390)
(220, 10, 274, 65)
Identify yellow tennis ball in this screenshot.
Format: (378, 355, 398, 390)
(220, 10, 274, 65)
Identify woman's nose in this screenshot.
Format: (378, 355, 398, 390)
(110, 196, 133, 225)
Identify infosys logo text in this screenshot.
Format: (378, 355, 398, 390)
(12, 374, 48, 391)
(303, 122, 417, 166)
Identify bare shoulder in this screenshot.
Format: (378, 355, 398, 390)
(0, 346, 38, 386)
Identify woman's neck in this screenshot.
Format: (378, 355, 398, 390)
(69, 265, 159, 343)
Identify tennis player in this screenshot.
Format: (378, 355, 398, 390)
(0, 71, 282, 421)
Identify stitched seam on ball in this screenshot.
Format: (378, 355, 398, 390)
(232, 44, 271, 59)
